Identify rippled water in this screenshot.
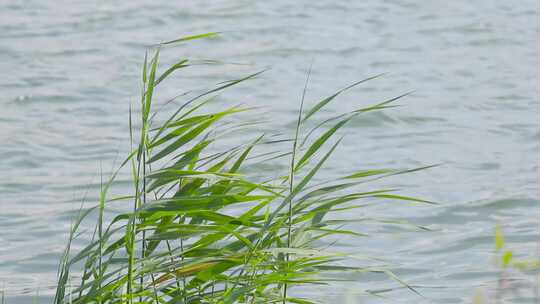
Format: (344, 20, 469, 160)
(2, 1, 540, 303)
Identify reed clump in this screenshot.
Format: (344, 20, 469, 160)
(54, 33, 433, 304)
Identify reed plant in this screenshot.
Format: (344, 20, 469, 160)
(54, 33, 433, 304)
(473, 225, 540, 303)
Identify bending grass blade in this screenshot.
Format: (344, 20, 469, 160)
(160, 32, 221, 46)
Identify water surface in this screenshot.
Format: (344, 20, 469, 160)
(1, 1, 540, 303)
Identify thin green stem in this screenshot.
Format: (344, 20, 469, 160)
(284, 62, 312, 304)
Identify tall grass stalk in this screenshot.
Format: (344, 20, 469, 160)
(55, 33, 433, 304)
(283, 63, 312, 304)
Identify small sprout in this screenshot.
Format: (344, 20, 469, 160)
(502, 251, 513, 267)
(495, 224, 505, 251)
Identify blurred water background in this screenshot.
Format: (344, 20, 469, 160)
(1, 1, 540, 303)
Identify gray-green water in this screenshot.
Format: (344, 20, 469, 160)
(1, 1, 540, 303)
